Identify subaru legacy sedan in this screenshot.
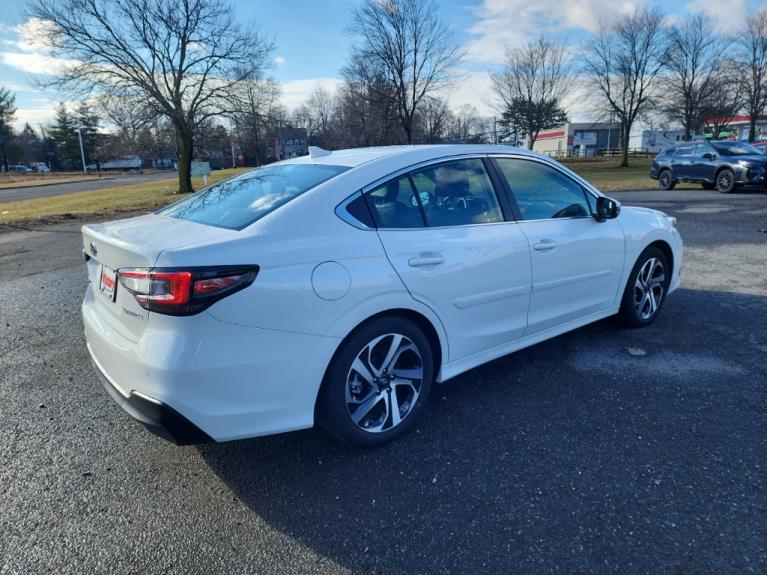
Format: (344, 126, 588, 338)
(82, 145, 682, 447)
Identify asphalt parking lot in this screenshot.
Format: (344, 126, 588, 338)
(1, 188, 766, 574)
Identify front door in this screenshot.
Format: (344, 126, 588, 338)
(368, 158, 532, 363)
(492, 157, 625, 334)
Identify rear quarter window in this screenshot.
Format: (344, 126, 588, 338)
(159, 163, 349, 230)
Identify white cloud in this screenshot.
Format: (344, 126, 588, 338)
(684, 0, 747, 33)
(280, 77, 343, 109)
(445, 71, 497, 116)
(12, 107, 58, 131)
(274, 55, 286, 66)
(0, 51, 76, 75)
(14, 17, 57, 53)
(465, 0, 637, 64)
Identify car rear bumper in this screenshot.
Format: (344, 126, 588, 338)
(90, 351, 213, 444)
(82, 284, 341, 442)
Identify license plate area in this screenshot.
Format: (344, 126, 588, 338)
(99, 265, 117, 301)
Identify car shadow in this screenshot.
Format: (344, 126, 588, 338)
(197, 288, 767, 574)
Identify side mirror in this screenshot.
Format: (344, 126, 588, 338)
(703, 152, 716, 160)
(595, 196, 621, 222)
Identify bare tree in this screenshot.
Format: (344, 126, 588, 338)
(28, 0, 273, 193)
(230, 78, 282, 165)
(665, 14, 728, 140)
(347, 0, 462, 144)
(583, 6, 669, 166)
(736, 8, 767, 142)
(417, 96, 450, 143)
(490, 35, 571, 149)
(701, 64, 744, 139)
(98, 95, 157, 156)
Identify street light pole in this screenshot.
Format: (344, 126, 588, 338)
(76, 127, 87, 173)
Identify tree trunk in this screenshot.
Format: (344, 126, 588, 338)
(748, 115, 757, 143)
(176, 127, 194, 194)
(620, 120, 630, 168)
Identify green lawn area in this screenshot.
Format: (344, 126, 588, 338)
(0, 168, 250, 226)
(562, 157, 659, 192)
(0, 157, 674, 227)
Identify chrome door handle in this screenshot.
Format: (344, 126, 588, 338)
(408, 255, 445, 267)
(532, 239, 558, 251)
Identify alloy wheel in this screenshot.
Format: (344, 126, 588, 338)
(717, 170, 734, 192)
(634, 257, 665, 320)
(345, 333, 424, 433)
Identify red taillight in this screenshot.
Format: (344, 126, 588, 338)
(193, 275, 242, 296)
(118, 267, 258, 315)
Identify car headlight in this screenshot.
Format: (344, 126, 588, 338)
(664, 215, 677, 228)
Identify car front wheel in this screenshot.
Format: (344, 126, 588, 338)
(716, 168, 736, 193)
(620, 247, 670, 327)
(317, 316, 434, 446)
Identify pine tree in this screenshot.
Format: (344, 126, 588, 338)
(49, 103, 81, 170)
(75, 101, 100, 164)
(0, 87, 17, 172)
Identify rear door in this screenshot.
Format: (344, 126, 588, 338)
(492, 157, 625, 335)
(672, 145, 695, 180)
(370, 157, 532, 363)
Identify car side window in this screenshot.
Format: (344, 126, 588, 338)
(674, 146, 694, 157)
(366, 176, 425, 228)
(694, 144, 715, 158)
(408, 159, 504, 227)
(494, 158, 592, 221)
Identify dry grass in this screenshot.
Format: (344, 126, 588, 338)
(0, 168, 250, 225)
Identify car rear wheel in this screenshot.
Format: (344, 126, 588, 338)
(317, 316, 434, 447)
(658, 169, 675, 190)
(619, 246, 670, 327)
(716, 168, 736, 193)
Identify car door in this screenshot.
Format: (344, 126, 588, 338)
(671, 145, 695, 180)
(690, 143, 717, 182)
(368, 157, 532, 363)
(492, 156, 625, 335)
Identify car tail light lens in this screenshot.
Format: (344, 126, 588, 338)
(118, 266, 258, 315)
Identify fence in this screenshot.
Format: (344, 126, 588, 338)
(540, 148, 655, 160)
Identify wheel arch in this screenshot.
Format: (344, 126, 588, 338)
(645, 239, 674, 277)
(316, 307, 445, 415)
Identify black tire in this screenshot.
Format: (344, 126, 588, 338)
(317, 316, 434, 447)
(658, 169, 675, 190)
(619, 246, 670, 328)
(715, 168, 736, 193)
(701, 182, 715, 190)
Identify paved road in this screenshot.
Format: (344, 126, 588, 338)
(1, 189, 766, 574)
(0, 171, 177, 202)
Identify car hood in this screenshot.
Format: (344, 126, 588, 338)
(727, 154, 767, 164)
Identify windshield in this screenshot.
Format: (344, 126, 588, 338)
(159, 163, 349, 229)
(710, 141, 763, 156)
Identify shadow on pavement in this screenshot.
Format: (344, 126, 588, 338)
(198, 288, 767, 574)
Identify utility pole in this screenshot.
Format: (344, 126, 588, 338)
(493, 116, 498, 145)
(76, 127, 87, 173)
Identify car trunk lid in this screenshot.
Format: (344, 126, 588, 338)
(82, 214, 236, 340)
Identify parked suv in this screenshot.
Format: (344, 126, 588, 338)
(651, 140, 767, 193)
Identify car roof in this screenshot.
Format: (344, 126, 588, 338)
(281, 144, 542, 168)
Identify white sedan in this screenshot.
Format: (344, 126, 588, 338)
(82, 145, 682, 446)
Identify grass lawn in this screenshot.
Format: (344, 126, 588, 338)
(0, 168, 250, 226)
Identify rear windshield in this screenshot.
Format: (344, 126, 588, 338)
(159, 163, 349, 229)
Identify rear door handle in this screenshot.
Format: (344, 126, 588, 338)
(408, 255, 445, 267)
(532, 239, 558, 251)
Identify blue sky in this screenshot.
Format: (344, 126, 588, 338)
(0, 0, 760, 130)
